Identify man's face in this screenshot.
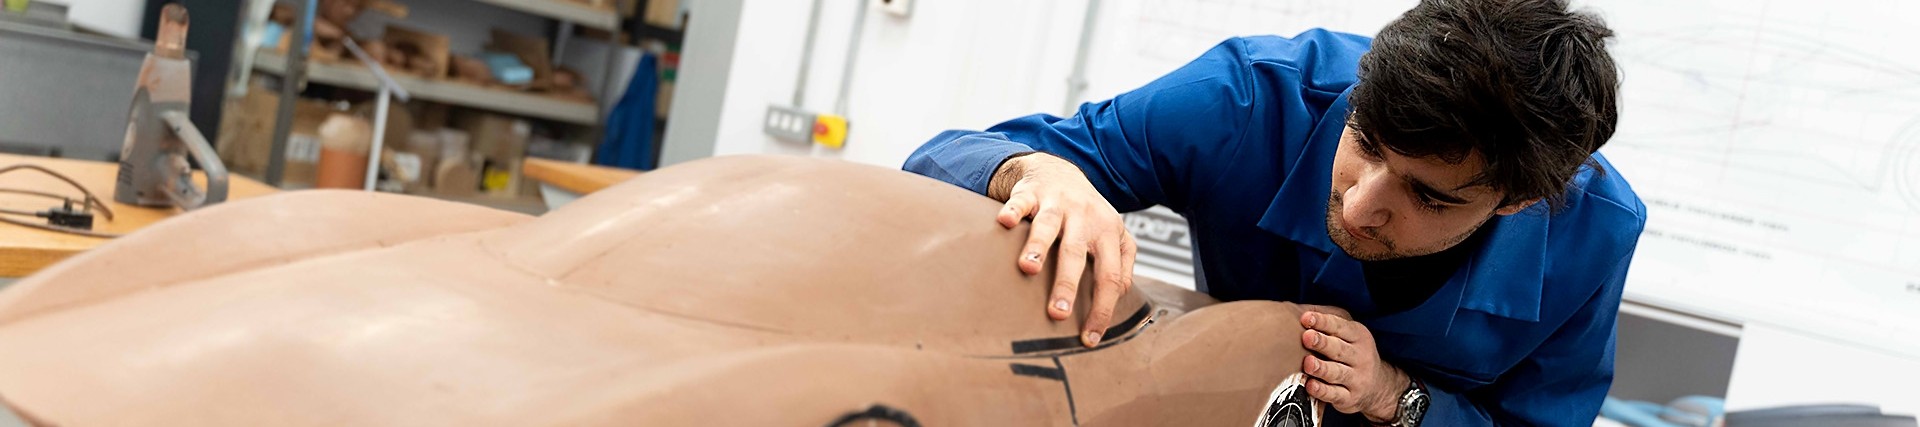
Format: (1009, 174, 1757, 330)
(1326, 124, 1533, 261)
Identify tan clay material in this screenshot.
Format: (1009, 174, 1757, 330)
(0, 156, 1313, 426)
(315, 113, 371, 189)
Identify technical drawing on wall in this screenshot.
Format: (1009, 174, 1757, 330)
(1598, 0, 1920, 354)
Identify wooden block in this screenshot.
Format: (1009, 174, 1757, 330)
(522, 157, 639, 195)
(384, 24, 450, 79)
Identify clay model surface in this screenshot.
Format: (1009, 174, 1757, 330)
(0, 156, 1319, 426)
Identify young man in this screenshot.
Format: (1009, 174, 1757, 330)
(903, 0, 1645, 425)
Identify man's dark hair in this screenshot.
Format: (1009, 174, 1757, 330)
(1349, 0, 1619, 207)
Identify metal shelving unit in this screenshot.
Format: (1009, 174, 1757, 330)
(253, 50, 598, 125)
(469, 0, 619, 30)
(260, 0, 623, 186)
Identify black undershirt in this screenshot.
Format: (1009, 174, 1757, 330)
(1359, 229, 1486, 316)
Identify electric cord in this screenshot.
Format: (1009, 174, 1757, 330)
(0, 164, 122, 238)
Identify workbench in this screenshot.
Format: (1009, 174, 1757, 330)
(522, 158, 640, 210)
(522, 157, 640, 195)
(0, 154, 277, 277)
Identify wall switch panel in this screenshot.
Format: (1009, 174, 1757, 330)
(763, 104, 818, 144)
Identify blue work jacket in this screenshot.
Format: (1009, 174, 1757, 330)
(903, 29, 1649, 426)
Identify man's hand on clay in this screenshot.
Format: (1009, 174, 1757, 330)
(1298, 304, 1353, 322)
(988, 153, 1138, 347)
(1300, 310, 1411, 423)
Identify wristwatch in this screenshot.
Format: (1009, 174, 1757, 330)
(1388, 378, 1429, 427)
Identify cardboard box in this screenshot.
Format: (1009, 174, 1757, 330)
(215, 83, 279, 176)
(644, 0, 681, 29)
(283, 102, 331, 187)
(433, 156, 479, 197)
(401, 131, 443, 187)
(455, 111, 530, 197)
(457, 112, 529, 164)
(214, 80, 328, 186)
(428, 128, 477, 196)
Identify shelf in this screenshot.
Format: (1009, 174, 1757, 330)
(635, 22, 683, 46)
(468, 0, 620, 30)
(253, 50, 599, 125)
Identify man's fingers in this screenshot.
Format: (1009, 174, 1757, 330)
(1020, 205, 1064, 275)
(1304, 311, 1368, 344)
(1079, 237, 1131, 347)
(1303, 354, 1355, 385)
(1304, 329, 1358, 363)
(997, 191, 1037, 229)
(1048, 227, 1090, 322)
(1306, 378, 1360, 413)
(1044, 240, 1081, 322)
(1298, 304, 1353, 321)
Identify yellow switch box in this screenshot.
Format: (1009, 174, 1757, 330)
(812, 114, 848, 149)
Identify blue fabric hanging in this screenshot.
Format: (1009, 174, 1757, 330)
(597, 52, 659, 170)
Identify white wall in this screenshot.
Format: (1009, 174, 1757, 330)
(678, 0, 1091, 169)
(52, 0, 145, 39)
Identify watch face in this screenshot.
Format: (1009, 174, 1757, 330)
(1399, 390, 1429, 426)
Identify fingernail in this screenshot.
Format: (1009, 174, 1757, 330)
(1308, 332, 1320, 346)
(1084, 331, 1102, 346)
(1023, 252, 1040, 262)
(1305, 313, 1317, 327)
(1052, 298, 1070, 312)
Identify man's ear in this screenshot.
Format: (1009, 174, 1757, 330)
(1493, 198, 1540, 216)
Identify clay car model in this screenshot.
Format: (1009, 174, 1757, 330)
(0, 156, 1321, 426)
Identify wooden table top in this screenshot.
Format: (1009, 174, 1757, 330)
(522, 158, 640, 195)
(0, 154, 278, 277)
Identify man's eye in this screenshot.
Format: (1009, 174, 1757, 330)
(1415, 192, 1448, 212)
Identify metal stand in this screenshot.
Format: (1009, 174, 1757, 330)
(264, 0, 315, 186)
(342, 37, 412, 191)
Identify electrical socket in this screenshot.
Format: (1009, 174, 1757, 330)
(877, 0, 911, 18)
(764, 104, 818, 144)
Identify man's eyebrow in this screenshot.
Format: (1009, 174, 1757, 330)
(1405, 175, 1472, 204)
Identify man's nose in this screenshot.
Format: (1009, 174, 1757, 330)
(1342, 176, 1391, 229)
